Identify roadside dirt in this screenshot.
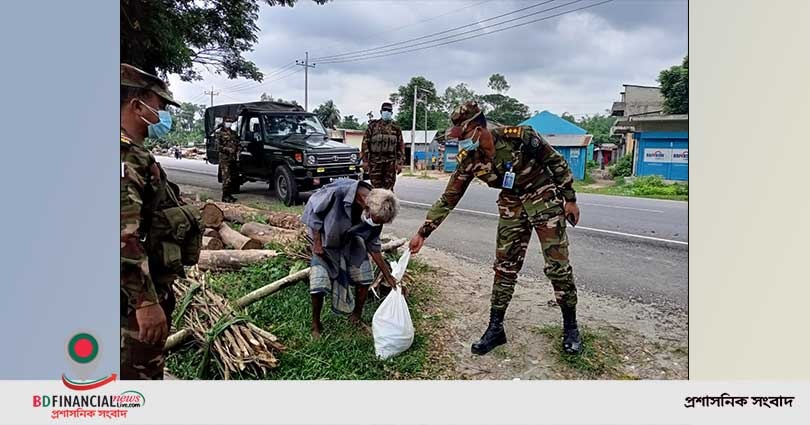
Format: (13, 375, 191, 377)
(412, 245, 688, 380)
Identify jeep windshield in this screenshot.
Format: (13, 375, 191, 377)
(263, 114, 326, 139)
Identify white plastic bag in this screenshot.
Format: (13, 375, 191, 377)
(389, 249, 411, 282)
(372, 287, 414, 360)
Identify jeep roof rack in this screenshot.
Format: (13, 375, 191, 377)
(204, 101, 307, 135)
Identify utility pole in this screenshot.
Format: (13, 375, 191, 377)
(410, 86, 433, 173)
(204, 85, 220, 107)
(295, 52, 315, 111)
(424, 103, 428, 161)
(410, 86, 418, 173)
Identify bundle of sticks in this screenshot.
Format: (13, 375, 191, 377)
(172, 269, 285, 379)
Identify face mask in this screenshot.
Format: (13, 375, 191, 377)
(139, 100, 172, 139)
(457, 127, 481, 152)
(381, 111, 393, 121)
(230, 122, 238, 131)
(361, 210, 381, 227)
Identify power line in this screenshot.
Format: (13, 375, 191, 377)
(317, 0, 611, 65)
(317, 0, 584, 64)
(307, 0, 493, 61)
(311, 0, 557, 61)
(226, 67, 304, 94)
(222, 62, 297, 92)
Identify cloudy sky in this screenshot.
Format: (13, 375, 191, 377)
(168, 0, 687, 123)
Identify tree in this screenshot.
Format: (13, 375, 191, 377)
(389, 76, 448, 131)
(313, 100, 341, 129)
(441, 83, 479, 114)
(658, 55, 688, 114)
(258, 93, 298, 105)
(120, 0, 330, 81)
(575, 113, 616, 146)
(339, 115, 361, 130)
(561, 112, 577, 124)
(487, 73, 510, 93)
(480, 93, 530, 126)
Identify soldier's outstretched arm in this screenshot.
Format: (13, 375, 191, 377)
(416, 164, 474, 239)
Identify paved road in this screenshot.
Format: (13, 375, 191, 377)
(159, 157, 689, 310)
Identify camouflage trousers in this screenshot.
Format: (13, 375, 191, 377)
(368, 160, 397, 190)
(219, 160, 239, 196)
(491, 194, 576, 312)
(120, 281, 176, 380)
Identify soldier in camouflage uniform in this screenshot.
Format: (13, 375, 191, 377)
(361, 102, 405, 190)
(120, 64, 188, 379)
(216, 117, 240, 202)
(409, 101, 583, 355)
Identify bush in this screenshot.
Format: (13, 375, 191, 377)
(625, 175, 688, 198)
(609, 155, 633, 178)
(586, 160, 598, 170)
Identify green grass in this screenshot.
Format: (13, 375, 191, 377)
(402, 170, 438, 180)
(167, 252, 443, 380)
(245, 200, 304, 215)
(574, 176, 688, 201)
(534, 325, 631, 379)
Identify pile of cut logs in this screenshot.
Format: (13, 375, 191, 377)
(195, 201, 304, 272)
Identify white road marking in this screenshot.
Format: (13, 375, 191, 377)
(577, 202, 664, 213)
(163, 165, 688, 246)
(399, 200, 688, 246)
(165, 165, 218, 176)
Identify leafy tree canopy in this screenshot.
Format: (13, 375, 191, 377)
(313, 100, 341, 129)
(121, 0, 330, 81)
(658, 55, 688, 114)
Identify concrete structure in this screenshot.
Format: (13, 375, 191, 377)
(613, 114, 689, 181)
(610, 84, 666, 157)
(520, 111, 592, 180)
(327, 128, 365, 148)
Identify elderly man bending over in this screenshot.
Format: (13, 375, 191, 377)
(301, 179, 400, 338)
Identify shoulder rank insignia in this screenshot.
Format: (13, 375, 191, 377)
(501, 126, 524, 139)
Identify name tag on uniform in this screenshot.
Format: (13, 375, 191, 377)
(502, 161, 515, 189)
(502, 171, 515, 189)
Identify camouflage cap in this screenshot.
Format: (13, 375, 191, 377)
(450, 101, 482, 128)
(121, 63, 180, 107)
(380, 101, 393, 111)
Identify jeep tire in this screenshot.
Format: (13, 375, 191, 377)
(273, 166, 299, 206)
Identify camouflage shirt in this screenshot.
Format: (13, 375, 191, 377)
(216, 128, 240, 162)
(418, 125, 576, 238)
(121, 130, 162, 311)
(362, 119, 405, 165)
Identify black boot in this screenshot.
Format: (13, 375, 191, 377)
(560, 305, 582, 354)
(471, 309, 507, 355)
(222, 193, 237, 203)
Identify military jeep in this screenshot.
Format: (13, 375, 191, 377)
(205, 101, 362, 205)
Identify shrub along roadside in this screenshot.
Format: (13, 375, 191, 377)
(574, 175, 688, 201)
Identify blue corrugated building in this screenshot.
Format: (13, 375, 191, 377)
(520, 111, 593, 180)
(612, 114, 688, 181)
